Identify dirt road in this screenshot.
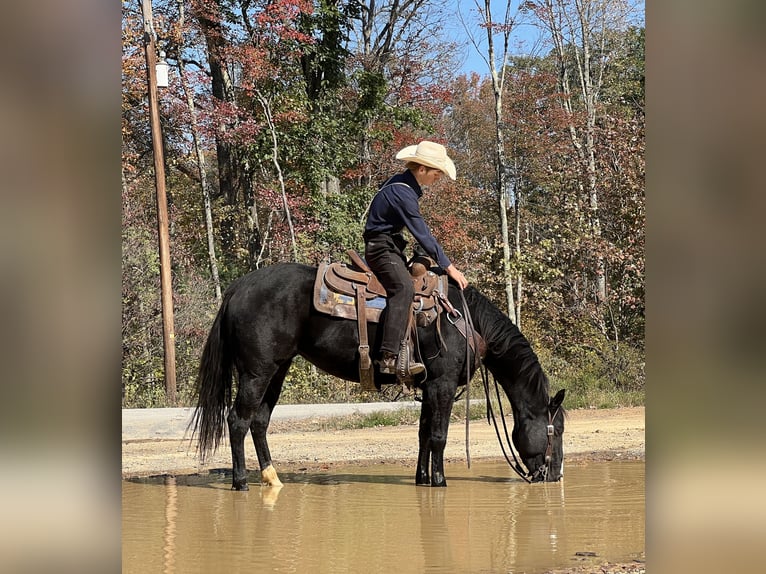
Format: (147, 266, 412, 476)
(122, 406, 644, 478)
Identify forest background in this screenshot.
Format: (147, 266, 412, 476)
(121, 0, 645, 409)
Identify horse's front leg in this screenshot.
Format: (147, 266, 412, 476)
(429, 435, 447, 487)
(416, 402, 433, 485)
(426, 381, 456, 487)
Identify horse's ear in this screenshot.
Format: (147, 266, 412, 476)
(550, 389, 566, 410)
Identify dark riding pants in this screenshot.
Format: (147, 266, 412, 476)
(364, 232, 413, 357)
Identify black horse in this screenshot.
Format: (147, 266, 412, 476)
(192, 262, 565, 489)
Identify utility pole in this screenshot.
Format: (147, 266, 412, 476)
(140, 0, 177, 404)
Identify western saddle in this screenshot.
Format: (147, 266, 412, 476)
(313, 250, 483, 391)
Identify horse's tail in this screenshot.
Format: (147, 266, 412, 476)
(189, 289, 236, 461)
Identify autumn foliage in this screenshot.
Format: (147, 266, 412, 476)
(122, 0, 644, 408)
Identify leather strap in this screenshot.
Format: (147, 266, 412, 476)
(353, 284, 375, 391)
(455, 316, 485, 369)
(346, 249, 372, 273)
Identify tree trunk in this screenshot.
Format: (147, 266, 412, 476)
(177, 0, 221, 302)
(513, 175, 523, 329)
(536, 0, 618, 322)
(256, 91, 299, 262)
(196, 6, 243, 252)
(353, 0, 435, 188)
(483, 0, 517, 323)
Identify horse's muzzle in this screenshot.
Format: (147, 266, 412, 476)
(530, 463, 562, 482)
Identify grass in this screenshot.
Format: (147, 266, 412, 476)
(562, 388, 644, 410)
(271, 399, 503, 433)
(269, 385, 643, 434)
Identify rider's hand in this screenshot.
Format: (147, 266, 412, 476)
(445, 264, 469, 290)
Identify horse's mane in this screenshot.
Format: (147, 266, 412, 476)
(462, 286, 551, 404)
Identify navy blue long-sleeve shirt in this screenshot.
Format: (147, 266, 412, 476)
(364, 170, 451, 269)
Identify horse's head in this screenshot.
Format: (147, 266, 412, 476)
(513, 389, 566, 482)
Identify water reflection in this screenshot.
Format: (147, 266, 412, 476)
(417, 489, 452, 573)
(162, 476, 176, 574)
(123, 461, 644, 574)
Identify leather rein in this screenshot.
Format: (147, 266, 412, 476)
(452, 289, 559, 484)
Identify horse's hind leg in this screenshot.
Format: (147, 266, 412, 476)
(228, 365, 281, 491)
(251, 361, 291, 487)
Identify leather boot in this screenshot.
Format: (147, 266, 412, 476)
(376, 352, 397, 375)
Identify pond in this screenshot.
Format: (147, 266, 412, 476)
(123, 459, 644, 573)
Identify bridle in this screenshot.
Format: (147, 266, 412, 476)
(454, 289, 562, 483)
(527, 405, 562, 482)
(469, 352, 563, 484)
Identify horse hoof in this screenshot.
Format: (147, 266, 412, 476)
(261, 464, 284, 487)
(231, 482, 249, 491)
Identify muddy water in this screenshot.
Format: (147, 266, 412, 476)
(123, 460, 644, 574)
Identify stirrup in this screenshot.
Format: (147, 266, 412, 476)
(396, 340, 425, 378)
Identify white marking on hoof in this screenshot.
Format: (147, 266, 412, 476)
(261, 464, 283, 487)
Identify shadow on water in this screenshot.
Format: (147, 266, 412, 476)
(123, 460, 644, 574)
(127, 469, 414, 488)
(127, 468, 524, 488)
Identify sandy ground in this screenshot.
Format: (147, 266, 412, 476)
(123, 406, 645, 574)
(122, 406, 644, 478)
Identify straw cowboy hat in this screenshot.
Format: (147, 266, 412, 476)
(396, 140, 457, 180)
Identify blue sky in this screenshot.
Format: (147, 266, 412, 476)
(444, 1, 549, 76)
(447, 0, 645, 76)
(447, 0, 560, 76)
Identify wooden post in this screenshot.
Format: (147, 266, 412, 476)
(141, 0, 177, 404)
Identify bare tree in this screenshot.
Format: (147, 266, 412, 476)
(255, 91, 299, 262)
(353, 0, 455, 73)
(349, 0, 457, 184)
(175, 0, 222, 301)
(460, 0, 520, 322)
(194, 1, 252, 257)
(530, 0, 637, 320)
